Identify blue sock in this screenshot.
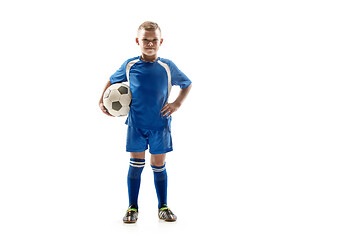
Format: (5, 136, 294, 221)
(151, 163, 168, 209)
(127, 158, 145, 208)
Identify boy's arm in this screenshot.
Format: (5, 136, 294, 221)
(99, 80, 114, 117)
(161, 83, 192, 117)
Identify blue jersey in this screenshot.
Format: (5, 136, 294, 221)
(110, 56, 192, 130)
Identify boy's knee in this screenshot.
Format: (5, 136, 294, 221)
(130, 151, 145, 159)
(150, 153, 166, 167)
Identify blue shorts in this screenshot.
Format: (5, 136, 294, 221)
(126, 126, 173, 154)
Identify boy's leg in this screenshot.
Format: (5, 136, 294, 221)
(125, 125, 147, 210)
(151, 154, 167, 208)
(127, 151, 146, 208)
(123, 127, 148, 223)
(151, 153, 177, 221)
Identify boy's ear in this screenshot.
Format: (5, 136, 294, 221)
(160, 38, 164, 45)
(135, 37, 139, 45)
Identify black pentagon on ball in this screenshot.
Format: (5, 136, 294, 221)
(118, 86, 128, 94)
(112, 101, 122, 111)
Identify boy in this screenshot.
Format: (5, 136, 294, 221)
(99, 21, 192, 223)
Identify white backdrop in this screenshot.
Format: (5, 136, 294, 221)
(1, 0, 359, 239)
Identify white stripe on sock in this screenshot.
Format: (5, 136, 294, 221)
(130, 163, 145, 167)
(152, 166, 166, 172)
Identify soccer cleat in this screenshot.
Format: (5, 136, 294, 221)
(158, 205, 177, 222)
(123, 205, 138, 223)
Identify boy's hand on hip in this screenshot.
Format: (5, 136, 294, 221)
(161, 102, 180, 118)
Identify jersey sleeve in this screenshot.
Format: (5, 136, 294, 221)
(110, 60, 128, 84)
(169, 60, 192, 89)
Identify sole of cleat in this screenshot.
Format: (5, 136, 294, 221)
(164, 219, 176, 222)
(123, 219, 137, 224)
(159, 217, 177, 222)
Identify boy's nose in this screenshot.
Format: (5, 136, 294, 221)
(148, 42, 153, 46)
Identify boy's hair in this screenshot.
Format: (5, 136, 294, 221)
(138, 21, 161, 34)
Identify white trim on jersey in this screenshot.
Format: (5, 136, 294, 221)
(126, 59, 140, 81)
(157, 60, 172, 102)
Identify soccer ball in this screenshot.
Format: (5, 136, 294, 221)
(103, 83, 132, 117)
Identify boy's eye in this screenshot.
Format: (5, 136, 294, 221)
(143, 39, 158, 42)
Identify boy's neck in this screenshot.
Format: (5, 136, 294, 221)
(141, 54, 158, 62)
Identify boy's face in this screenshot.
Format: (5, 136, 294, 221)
(136, 29, 163, 58)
